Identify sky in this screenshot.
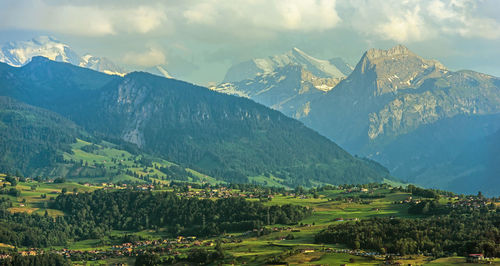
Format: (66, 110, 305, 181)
(0, 0, 499, 85)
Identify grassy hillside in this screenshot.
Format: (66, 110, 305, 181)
(58, 139, 220, 184)
(0, 173, 96, 217)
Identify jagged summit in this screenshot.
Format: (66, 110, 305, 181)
(365, 44, 413, 59)
(358, 45, 446, 70)
(347, 45, 448, 96)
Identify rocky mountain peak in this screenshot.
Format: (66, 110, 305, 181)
(351, 45, 448, 95)
(365, 44, 413, 60)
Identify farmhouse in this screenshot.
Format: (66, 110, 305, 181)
(466, 253, 484, 263)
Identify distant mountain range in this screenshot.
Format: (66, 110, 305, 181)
(215, 45, 500, 195)
(223, 47, 352, 82)
(0, 36, 177, 80)
(2, 37, 498, 195)
(211, 48, 352, 119)
(0, 36, 126, 76)
(0, 56, 389, 187)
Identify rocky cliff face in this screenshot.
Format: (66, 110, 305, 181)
(216, 45, 500, 194)
(304, 45, 500, 144)
(367, 71, 500, 140)
(356, 45, 446, 96)
(301, 45, 500, 194)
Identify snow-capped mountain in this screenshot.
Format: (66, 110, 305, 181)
(79, 53, 125, 76)
(0, 36, 125, 76)
(223, 47, 352, 82)
(212, 65, 343, 119)
(212, 48, 350, 119)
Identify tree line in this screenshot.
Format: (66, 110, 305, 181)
(0, 190, 311, 248)
(315, 204, 500, 257)
(53, 190, 311, 238)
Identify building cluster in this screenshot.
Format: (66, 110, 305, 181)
(175, 187, 275, 200)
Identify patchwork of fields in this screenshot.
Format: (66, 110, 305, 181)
(1, 176, 497, 265)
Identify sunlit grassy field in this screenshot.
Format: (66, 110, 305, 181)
(62, 139, 220, 184)
(0, 177, 486, 265)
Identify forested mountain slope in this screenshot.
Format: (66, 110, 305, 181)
(0, 96, 78, 174)
(0, 57, 389, 186)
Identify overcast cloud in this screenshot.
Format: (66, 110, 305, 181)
(0, 0, 499, 84)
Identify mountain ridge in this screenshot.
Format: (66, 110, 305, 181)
(215, 44, 500, 195)
(0, 59, 390, 187)
(303, 45, 500, 195)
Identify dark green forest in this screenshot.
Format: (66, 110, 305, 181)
(0, 190, 311, 248)
(315, 204, 500, 257)
(0, 97, 78, 174)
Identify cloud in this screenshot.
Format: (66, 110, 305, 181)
(376, 5, 428, 42)
(126, 6, 167, 34)
(123, 47, 166, 67)
(1, 0, 497, 41)
(457, 17, 500, 39)
(426, 0, 500, 40)
(1, 0, 499, 84)
(183, 0, 340, 32)
(344, 0, 500, 43)
(0, 0, 167, 36)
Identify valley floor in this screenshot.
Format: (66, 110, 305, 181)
(0, 175, 498, 265)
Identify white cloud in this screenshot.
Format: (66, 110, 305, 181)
(344, 0, 500, 42)
(426, 0, 500, 40)
(123, 6, 167, 34)
(376, 5, 428, 42)
(427, 0, 457, 20)
(1, 0, 497, 42)
(457, 17, 500, 39)
(183, 0, 340, 32)
(45, 5, 117, 36)
(183, 1, 217, 25)
(123, 47, 166, 67)
(0, 0, 166, 36)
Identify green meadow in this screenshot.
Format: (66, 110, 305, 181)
(0, 176, 492, 265)
(60, 139, 220, 184)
